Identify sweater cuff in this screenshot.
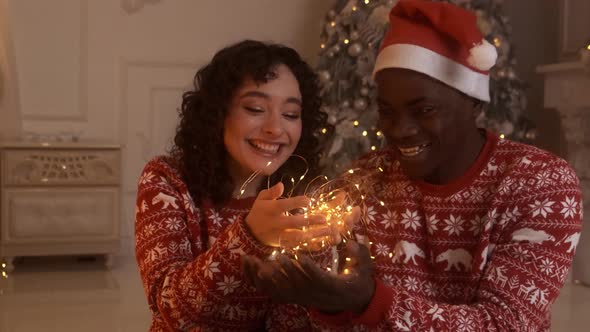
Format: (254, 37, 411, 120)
(351, 277, 395, 326)
(231, 215, 275, 258)
(310, 277, 394, 327)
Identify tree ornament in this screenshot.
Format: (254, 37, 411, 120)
(348, 43, 364, 57)
(525, 128, 537, 141)
(476, 15, 493, 35)
(353, 98, 368, 110)
(318, 70, 332, 84)
(499, 121, 514, 135)
(507, 68, 516, 79)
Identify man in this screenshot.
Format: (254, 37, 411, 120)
(242, 0, 583, 330)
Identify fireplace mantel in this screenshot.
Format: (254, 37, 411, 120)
(537, 60, 590, 285)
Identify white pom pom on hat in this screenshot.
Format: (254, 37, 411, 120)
(467, 39, 498, 71)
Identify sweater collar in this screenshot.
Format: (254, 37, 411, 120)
(413, 130, 499, 196)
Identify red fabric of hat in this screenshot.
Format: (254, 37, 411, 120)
(373, 0, 497, 101)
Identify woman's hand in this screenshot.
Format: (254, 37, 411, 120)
(245, 182, 332, 248)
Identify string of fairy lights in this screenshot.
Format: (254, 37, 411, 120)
(238, 154, 392, 274)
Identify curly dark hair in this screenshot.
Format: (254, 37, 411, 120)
(170, 40, 332, 206)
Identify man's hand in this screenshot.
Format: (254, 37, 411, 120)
(241, 241, 375, 314)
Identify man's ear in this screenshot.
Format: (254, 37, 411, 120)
(472, 100, 485, 119)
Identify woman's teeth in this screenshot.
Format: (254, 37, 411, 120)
(250, 140, 280, 154)
(398, 144, 429, 157)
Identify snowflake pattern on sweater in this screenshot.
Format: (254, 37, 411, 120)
(135, 157, 312, 331)
(311, 132, 583, 331)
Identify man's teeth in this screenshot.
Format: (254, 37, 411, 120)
(398, 144, 429, 157)
(251, 141, 280, 154)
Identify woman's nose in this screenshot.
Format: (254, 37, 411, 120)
(262, 111, 284, 137)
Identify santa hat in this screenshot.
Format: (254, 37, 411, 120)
(373, 0, 497, 102)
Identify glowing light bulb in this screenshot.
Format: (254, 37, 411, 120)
(364, 0, 370, 4)
(344, 39, 350, 44)
(321, 128, 327, 134)
(380, 201, 385, 206)
(320, 44, 326, 49)
(371, 146, 376, 151)
(378, 167, 384, 172)
(500, 134, 505, 139)
(330, 21, 336, 27)
(376, 131, 383, 137)
(352, 6, 357, 11)
(353, 120, 359, 127)
(362, 130, 368, 136)
(348, 169, 354, 174)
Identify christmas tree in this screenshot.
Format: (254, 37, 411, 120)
(317, 0, 535, 177)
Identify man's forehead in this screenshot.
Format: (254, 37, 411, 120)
(375, 68, 441, 84)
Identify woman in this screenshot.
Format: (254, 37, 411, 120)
(135, 40, 334, 331)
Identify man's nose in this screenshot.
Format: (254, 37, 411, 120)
(383, 113, 419, 140)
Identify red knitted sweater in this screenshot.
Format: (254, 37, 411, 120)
(136, 131, 582, 331)
(311, 131, 582, 331)
(135, 157, 312, 331)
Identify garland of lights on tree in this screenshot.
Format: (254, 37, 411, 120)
(316, 0, 535, 177)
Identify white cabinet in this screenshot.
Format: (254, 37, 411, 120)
(0, 142, 121, 271)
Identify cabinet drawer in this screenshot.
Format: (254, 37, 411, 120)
(1, 188, 119, 243)
(1, 149, 120, 186)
